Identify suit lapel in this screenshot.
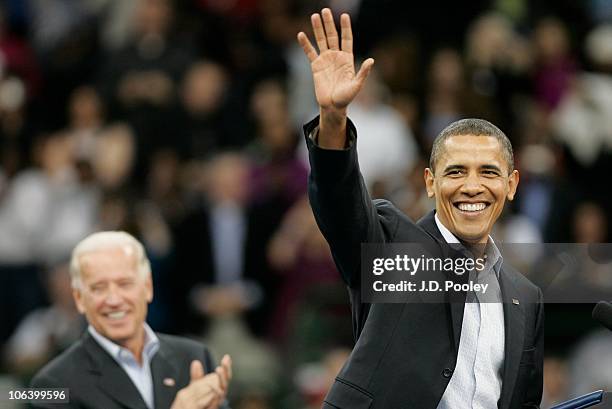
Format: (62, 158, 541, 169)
(151, 340, 181, 409)
(498, 267, 526, 409)
(417, 210, 467, 352)
(83, 332, 148, 409)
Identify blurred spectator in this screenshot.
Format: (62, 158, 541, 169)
(532, 17, 577, 112)
(267, 196, 340, 343)
(176, 60, 239, 157)
(464, 12, 532, 131)
(91, 124, 136, 191)
(0, 75, 32, 182)
(3, 262, 85, 378)
(173, 153, 268, 336)
(0, 133, 98, 266)
(422, 48, 465, 144)
(247, 78, 308, 206)
(64, 86, 105, 162)
(347, 69, 418, 190)
(99, 0, 196, 177)
(573, 202, 608, 243)
(0, 5, 41, 96)
(568, 330, 612, 397)
(551, 26, 612, 212)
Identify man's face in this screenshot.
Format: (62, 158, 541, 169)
(73, 246, 152, 348)
(424, 134, 519, 244)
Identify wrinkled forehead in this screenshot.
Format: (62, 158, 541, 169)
(437, 134, 508, 169)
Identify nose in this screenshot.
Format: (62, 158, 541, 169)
(104, 286, 122, 306)
(460, 172, 485, 196)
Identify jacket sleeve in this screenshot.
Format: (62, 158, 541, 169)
(304, 116, 389, 289)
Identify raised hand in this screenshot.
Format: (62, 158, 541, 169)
(298, 9, 373, 111)
(297, 9, 374, 148)
(170, 356, 232, 409)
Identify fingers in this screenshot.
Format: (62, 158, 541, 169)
(300, 9, 353, 57)
(354, 58, 375, 89)
(215, 367, 227, 393)
(221, 354, 232, 381)
(297, 32, 318, 62)
(190, 360, 205, 382)
(215, 355, 232, 395)
(322, 8, 339, 50)
(340, 13, 353, 54)
(311, 13, 328, 53)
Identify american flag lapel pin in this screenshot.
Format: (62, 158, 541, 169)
(163, 378, 175, 387)
(512, 298, 520, 305)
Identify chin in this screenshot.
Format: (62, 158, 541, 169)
(104, 327, 136, 343)
(456, 229, 488, 243)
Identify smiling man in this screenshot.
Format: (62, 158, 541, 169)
(425, 120, 519, 244)
(31, 231, 232, 409)
(298, 8, 543, 409)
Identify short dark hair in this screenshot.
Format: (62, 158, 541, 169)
(429, 118, 514, 174)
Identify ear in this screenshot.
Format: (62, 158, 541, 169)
(506, 169, 520, 201)
(73, 287, 86, 314)
(145, 275, 153, 303)
(424, 168, 435, 198)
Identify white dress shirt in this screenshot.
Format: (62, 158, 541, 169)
(434, 214, 506, 409)
(89, 324, 160, 409)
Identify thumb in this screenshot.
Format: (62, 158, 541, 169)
(189, 360, 205, 383)
(354, 58, 375, 90)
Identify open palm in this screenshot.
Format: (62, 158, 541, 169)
(298, 10, 374, 111)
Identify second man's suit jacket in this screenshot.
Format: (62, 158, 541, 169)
(304, 117, 544, 409)
(31, 331, 229, 409)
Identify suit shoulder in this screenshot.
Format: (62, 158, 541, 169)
(31, 339, 88, 387)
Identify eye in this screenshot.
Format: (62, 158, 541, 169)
(90, 284, 106, 294)
(482, 170, 500, 176)
(446, 169, 464, 176)
(118, 279, 135, 289)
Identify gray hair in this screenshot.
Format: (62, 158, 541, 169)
(429, 118, 514, 174)
(69, 231, 151, 289)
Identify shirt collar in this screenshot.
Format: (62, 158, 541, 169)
(434, 213, 461, 244)
(88, 323, 160, 364)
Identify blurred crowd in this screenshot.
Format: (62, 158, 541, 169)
(0, 0, 611, 407)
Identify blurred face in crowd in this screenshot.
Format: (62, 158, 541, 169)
(425, 134, 519, 244)
(182, 61, 227, 115)
(73, 246, 152, 350)
(134, 0, 172, 37)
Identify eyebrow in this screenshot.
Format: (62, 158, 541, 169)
(442, 165, 466, 173)
(442, 164, 503, 173)
(480, 164, 503, 173)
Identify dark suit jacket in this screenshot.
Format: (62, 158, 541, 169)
(31, 331, 229, 409)
(172, 203, 281, 336)
(304, 117, 544, 409)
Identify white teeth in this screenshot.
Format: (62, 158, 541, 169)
(458, 203, 486, 212)
(107, 311, 126, 320)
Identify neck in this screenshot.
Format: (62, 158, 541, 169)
(121, 327, 146, 366)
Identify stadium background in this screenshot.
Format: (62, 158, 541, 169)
(0, 0, 611, 407)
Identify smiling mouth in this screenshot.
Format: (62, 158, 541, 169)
(453, 202, 490, 214)
(105, 311, 128, 321)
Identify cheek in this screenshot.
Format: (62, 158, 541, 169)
(436, 181, 459, 199)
